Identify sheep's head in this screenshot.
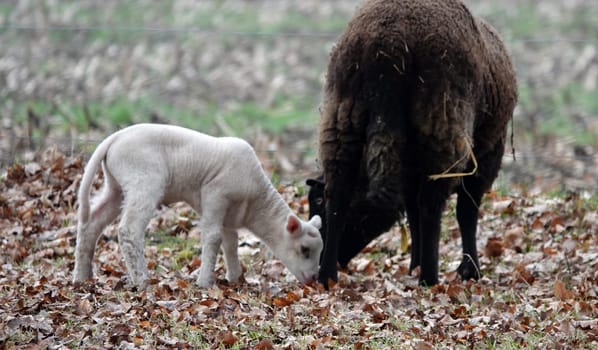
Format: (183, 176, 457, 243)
(306, 176, 369, 267)
(306, 176, 403, 268)
(306, 176, 326, 223)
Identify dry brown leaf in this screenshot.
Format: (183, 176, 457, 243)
(485, 237, 504, 258)
(531, 218, 544, 231)
(504, 226, 525, 251)
(513, 262, 535, 284)
(553, 280, 575, 301)
(75, 299, 93, 316)
(255, 338, 275, 350)
(220, 330, 237, 347)
(272, 296, 293, 307)
(492, 199, 515, 214)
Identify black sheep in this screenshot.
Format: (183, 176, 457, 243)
(312, 0, 518, 287)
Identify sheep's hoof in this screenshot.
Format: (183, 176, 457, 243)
(418, 275, 439, 287)
(408, 261, 420, 276)
(317, 268, 338, 290)
(457, 258, 482, 281)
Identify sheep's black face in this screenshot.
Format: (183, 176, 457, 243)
(306, 176, 376, 268)
(306, 177, 326, 220)
(307, 176, 406, 268)
(306, 177, 326, 242)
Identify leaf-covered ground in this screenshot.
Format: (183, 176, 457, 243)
(0, 149, 597, 349)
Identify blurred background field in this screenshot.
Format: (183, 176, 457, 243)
(1, 0, 597, 192)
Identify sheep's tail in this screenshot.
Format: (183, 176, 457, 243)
(77, 132, 119, 225)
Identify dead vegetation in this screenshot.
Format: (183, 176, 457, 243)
(0, 149, 596, 348)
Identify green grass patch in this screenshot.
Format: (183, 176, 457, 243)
(146, 229, 200, 271)
(560, 5, 598, 37)
(517, 82, 598, 146)
(8, 96, 318, 141)
(220, 99, 317, 135)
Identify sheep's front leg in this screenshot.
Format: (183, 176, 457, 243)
(222, 229, 242, 283)
(318, 97, 366, 288)
(319, 180, 350, 287)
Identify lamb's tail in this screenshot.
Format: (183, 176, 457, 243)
(77, 132, 120, 225)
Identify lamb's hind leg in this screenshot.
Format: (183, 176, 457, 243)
(222, 229, 242, 283)
(118, 190, 160, 289)
(74, 175, 122, 282)
(196, 196, 227, 288)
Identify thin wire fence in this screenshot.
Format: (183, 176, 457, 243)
(1, 133, 595, 162)
(1, 15, 597, 178)
(1, 24, 596, 44)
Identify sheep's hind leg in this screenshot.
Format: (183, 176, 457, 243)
(456, 142, 504, 281)
(73, 174, 122, 282)
(222, 229, 242, 283)
(404, 194, 421, 275)
(456, 176, 483, 281)
(417, 180, 452, 286)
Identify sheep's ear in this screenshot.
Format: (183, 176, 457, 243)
(286, 214, 301, 235)
(306, 177, 325, 188)
(309, 215, 322, 230)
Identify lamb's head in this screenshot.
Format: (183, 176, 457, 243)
(277, 214, 323, 284)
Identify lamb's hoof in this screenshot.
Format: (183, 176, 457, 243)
(196, 277, 215, 289)
(457, 258, 482, 281)
(226, 272, 245, 286)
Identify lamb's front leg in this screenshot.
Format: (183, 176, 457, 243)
(197, 225, 223, 287)
(222, 229, 242, 283)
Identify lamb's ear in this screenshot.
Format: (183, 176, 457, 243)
(286, 214, 301, 235)
(309, 215, 322, 230)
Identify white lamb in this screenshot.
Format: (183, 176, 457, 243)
(73, 123, 323, 289)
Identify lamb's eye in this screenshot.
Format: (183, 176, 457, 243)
(300, 246, 310, 259)
(315, 198, 324, 205)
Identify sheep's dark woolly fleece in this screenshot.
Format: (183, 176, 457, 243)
(311, 0, 518, 287)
